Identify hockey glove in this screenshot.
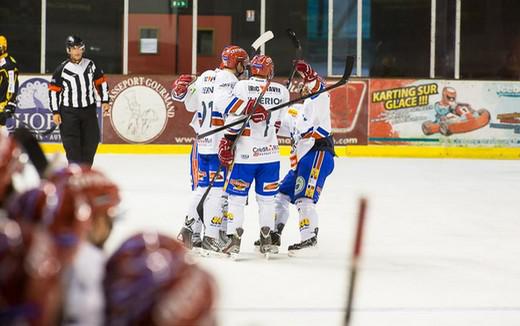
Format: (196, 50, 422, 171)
(294, 60, 319, 83)
(244, 99, 270, 123)
(218, 136, 235, 166)
(171, 74, 195, 101)
(4, 102, 15, 118)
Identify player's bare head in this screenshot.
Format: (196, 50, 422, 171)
(65, 35, 85, 63)
(250, 55, 274, 79)
(220, 45, 249, 77)
(0, 35, 7, 55)
(442, 86, 457, 104)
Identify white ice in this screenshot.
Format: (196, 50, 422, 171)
(93, 154, 520, 326)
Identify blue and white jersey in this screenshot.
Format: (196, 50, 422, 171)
(224, 77, 290, 164)
(183, 69, 223, 154)
(279, 91, 331, 163)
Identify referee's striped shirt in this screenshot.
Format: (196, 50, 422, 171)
(48, 58, 109, 112)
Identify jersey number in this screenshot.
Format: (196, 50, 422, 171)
(201, 101, 214, 127)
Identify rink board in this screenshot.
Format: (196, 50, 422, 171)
(40, 143, 520, 159)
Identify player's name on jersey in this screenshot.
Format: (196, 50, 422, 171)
(202, 86, 213, 94)
(248, 85, 282, 93)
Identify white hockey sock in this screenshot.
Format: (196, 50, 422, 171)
(256, 194, 275, 230)
(203, 187, 224, 239)
(186, 187, 205, 229)
(295, 198, 319, 242)
(274, 193, 291, 229)
(227, 194, 247, 235)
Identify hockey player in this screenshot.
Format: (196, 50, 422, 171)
(43, 164, 121, 325)
(0, 35, 19, 126)
(218, 54, 290, 256)
(272, 60, 335, 255)
(174, 45, 249, 253)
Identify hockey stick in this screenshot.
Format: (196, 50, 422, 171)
(196, 79, 272, 222)
(344, 197, 367, 326)
(10, 114, 58, 136)
(12, 127, 49, 178)
(198, 55, 355, 139)
(194, 32, 275, 223)
(286, 28, 303, 90)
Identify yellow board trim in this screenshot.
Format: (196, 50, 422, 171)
(40, 143, 520, 159)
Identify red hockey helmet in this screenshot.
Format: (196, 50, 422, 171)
(220, 45, 249, 70)
(7, 186, 49, 224)
(250, 54, 274, 79)
(43, 165, 120, 263)
(0, 217, 62, 324)
(104, 232, 217, 325)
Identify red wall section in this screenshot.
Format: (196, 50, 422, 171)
(128, 14, 178, 74)
(177, 15, 232, 74)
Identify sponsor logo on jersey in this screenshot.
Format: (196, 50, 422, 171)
(202, 86, 214, 94)
(299, 217, 310, 230)
(109, 77, 175, 143)
(230, 179, 250, 191)
(252, 144, 279, 157)
(198, 171, 207, 181)
(262, 182, 279, 192)
(241, 154, 249, 159)
(295, 176, 305, 194)
(259, 97, 282, 105)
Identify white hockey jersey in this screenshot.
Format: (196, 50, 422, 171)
(224, 77, 290, 164)
(62, 241, 105, 326)
(183, 69, 222, 154)
(278, 91, 332, 167)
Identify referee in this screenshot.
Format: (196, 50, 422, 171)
(49, 35, 109, 166)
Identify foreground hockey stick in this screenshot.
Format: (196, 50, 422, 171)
(12, 127, 49, 177)
(198, 55, 355, 139)
(286, 28, 303, 90)
(10, 114, 58, 136)
(344, 197, 368, 326)
(194, 32, 275, 223)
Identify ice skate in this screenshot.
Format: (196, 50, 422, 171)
(222, 228, 243, 259)
(259, 227, 279, 259)
(200, 236, 226, 258)
(177, 226, 194, 249)
(288, 236, 318, 257)
(218, 230, 229, 248)
(254, 223, 283, 248)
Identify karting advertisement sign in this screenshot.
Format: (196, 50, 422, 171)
(104, 75, 192, 144)
(8, 75, 102, 143)
(369, 79, 520, 147)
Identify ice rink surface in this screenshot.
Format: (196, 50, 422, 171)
(94, 154, 520, 326)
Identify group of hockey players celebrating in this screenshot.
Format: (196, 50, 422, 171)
(0, 130, 217, 325)
(173, 44, 335, 258)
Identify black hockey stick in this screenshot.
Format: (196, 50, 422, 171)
(11, 127, 49, 178)
(10, 114, 58, 136)
(345, 198, 367, 326)
(196, 79, 272, 222)
(198, 55, 355, 139)
(286, 28, 303, 90)
(194, 31, 275, 223)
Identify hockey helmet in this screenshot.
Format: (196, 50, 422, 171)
(43, 164, 120, 263)
(220, 45, 249, 70)
(250, 54, 274, 79)
(65, 35, 85, 52)
(104, 232, 217, 325)
(0, 35, 7, 54)
(0, 217, 62, 324)
(441, 86, 457, 106)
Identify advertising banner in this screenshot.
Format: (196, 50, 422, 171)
(8, 75, 102, 143)
(330, 80, 368, 145)
(369, 79, 520, 147)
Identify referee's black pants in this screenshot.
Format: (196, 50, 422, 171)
(59, 105, 100, 167)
